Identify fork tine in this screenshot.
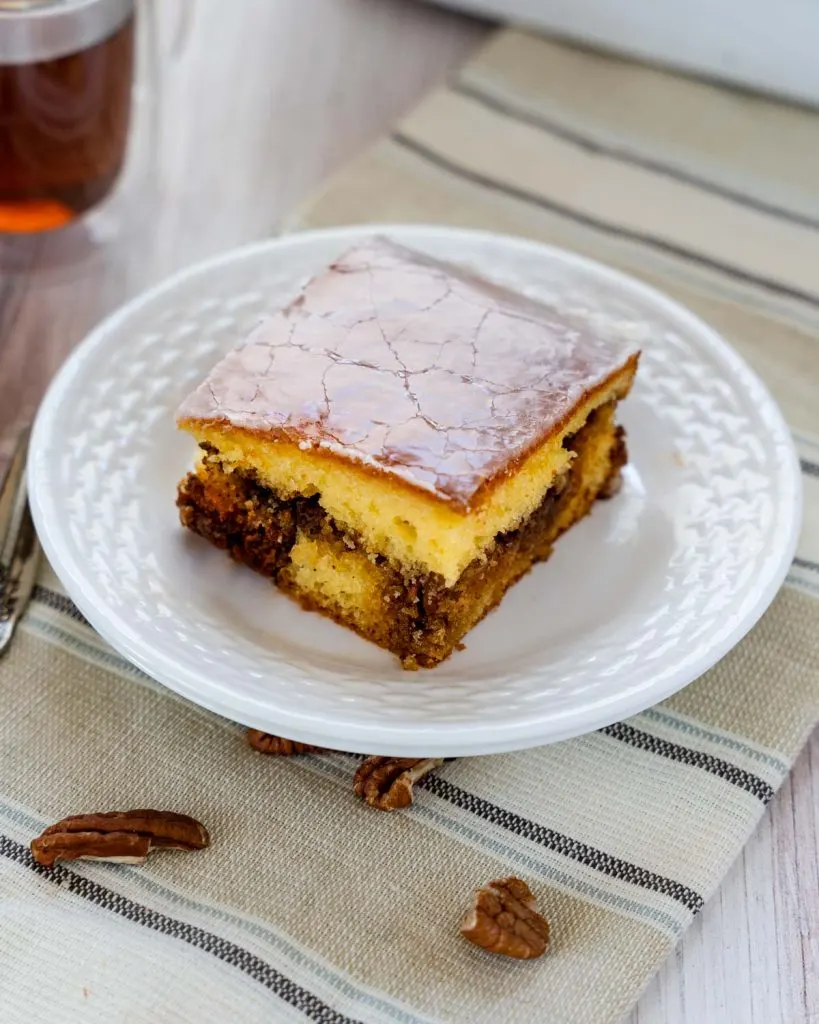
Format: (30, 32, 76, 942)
(0, 428, 29, 565)
(0, 429, 41, 656)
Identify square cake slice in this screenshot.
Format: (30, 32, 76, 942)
(176, 238, 639, 668)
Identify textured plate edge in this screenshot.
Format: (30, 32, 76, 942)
(27, 224, 804, 756)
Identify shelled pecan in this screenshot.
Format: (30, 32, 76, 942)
(247, 730, 322, 755)
(31, 810, 209, 868)
(461, 877, 550, 959)
(353, 756, 444, 811)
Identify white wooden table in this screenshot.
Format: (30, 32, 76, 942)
(2, 1, 815, 1020)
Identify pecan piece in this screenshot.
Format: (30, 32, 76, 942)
(247, 729, 322, 756)
(461, 877, 550, 959)
(353, 756, 444, 811)
(31, 832, 152, 867)
(31, 810, 209, 868)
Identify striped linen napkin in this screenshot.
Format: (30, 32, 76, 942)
(3, 28, 819, 1024)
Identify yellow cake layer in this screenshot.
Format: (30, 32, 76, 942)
(280, 532, 389, 644)
(181, 365, 634, 585)
(282, 402, 619, 622)
(274, 407, 620, 665)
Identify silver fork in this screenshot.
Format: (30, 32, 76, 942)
(0, 429, 41, 656)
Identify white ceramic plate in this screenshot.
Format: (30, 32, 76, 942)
(28, 226, 801, 756)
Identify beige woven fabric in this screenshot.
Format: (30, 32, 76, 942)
(3, 28, 819, 1024)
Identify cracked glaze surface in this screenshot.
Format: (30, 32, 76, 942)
(177, 239, 638, 506)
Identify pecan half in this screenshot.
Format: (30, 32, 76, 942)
(247, 730, 322, 755)
(353, 756, 444, 811)
(461, 877, 550, 959)
(31, 810, 209, 868)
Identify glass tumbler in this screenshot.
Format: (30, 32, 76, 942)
(0, 0, 173, 272)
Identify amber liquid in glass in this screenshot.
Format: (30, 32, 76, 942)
(0, 14, 134, 233)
